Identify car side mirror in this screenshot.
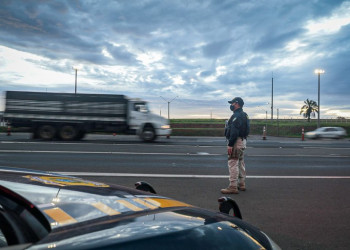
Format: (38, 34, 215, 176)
(218, 197, 242, 219)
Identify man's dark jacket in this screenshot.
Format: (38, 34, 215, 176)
(226, 108, 249, 147)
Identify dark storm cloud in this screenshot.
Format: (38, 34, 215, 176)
(202, 39, 232, 59)
(199, 70, 214, 78)
(105, 43, 139, 65)
(0, 0, 349, 118)
(254, 29, 304, 51)
(0, 0, 111, 64)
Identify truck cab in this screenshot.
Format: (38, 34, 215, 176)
(128, 99, 171, 141)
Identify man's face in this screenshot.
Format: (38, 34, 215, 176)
(231, 101, 239, 110)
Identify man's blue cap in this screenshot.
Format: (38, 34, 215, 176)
(228, 97, 244, 107)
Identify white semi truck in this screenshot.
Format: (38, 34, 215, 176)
(3, 91, 171, 141)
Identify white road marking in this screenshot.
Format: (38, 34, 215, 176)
(56, 172, 350, 179)
(246, 154, 350, 158)
(303, 146, 350, 150)
(0, 149, 349, 157)
(0, 150, 221, 156)
(0, 141, 152, 146)
(0, 141, 224, 148)
(2, 141, 349, 150)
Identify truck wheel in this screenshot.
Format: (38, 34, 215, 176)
(38, 125, 56, 140)
(59, 125, 77, 140)
(141, 125, 156, 142)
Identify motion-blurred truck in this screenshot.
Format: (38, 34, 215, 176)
(3, 91, 171, 141)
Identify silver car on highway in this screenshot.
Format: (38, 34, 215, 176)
(305, 127, 347, 139)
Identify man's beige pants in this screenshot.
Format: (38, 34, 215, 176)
(228, 138, 246, 187)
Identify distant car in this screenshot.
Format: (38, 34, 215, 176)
(305, 127, 347, 139)
(0, 166, 280, 249)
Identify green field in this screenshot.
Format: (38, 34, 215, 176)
(170, 119, 350, 137)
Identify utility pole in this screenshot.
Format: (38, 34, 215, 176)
(271, 73, 274, 120)
(277, 108, 279, 136)
(74, 68, 78, 94)
(160, 96, 178, 120)
(72, 66, 80, 95)
(314, 69, 325, 128)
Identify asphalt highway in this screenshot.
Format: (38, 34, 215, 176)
(1, 133, 349, 249)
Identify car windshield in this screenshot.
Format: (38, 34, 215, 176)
(134, 103, 149, 113)
(0, 180, 148, 229)
(46, 220, 265, 250)
(112, 221, 265, 250)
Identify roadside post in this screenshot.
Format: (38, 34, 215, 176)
(262, 126, 266, 140)
(301, 127, 305, 141)
(7, 123, 11, 136)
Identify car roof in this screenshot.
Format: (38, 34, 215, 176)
(320, 126, 343, 129)
(317, 127, 345, 130)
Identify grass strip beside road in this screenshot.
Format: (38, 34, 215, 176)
(170, 119, 350, 138)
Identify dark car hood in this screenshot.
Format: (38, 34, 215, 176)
(0, 166, 278, 249)
(0, 167, 191, 229)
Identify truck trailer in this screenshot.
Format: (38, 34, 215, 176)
(3, 91, 171, 141)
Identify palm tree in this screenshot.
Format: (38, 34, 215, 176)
(300, 99, 318, 122)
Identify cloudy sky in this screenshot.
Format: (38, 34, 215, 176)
(0, 0, 349, 119)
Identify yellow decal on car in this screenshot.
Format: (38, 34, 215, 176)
(133, 198, 158, 209)
(144, 198, 192, 208)
(116, 199, 144, 211)
(41, 197, 192, 227)
(92, 202, 121, 216)
(44, 207, 77, 225)
(24, 175, 109, 187)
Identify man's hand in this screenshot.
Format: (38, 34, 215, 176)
(228, 145, 240, 158)
(227, 146, 233, 155)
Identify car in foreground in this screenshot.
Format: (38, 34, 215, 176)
(305, 126, 347, 139)
(0, 166, 280, 249)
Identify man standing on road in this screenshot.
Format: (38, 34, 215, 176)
(221, 97, 249, 194)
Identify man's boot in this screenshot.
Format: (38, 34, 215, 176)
(238, 183, 246, 191)
(221, 186, 239, 194)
